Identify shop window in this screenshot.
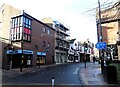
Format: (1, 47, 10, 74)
(47, 42, 50, 48)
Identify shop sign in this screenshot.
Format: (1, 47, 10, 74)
(37, 52, 46, 56)
(7, 50, 33, 54)
(7, 50, 17, 54)
(17, 50, 33, 54)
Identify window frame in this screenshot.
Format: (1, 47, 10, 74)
(11, 15, 32, 42)
(47, 28, 51, 35)
(43, 27, 46, 33)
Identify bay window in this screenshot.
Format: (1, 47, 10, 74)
(11, 15, 32, 42)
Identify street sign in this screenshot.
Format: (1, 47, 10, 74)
(95, 42, 107, 49)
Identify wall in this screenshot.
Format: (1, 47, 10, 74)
(0, 3, 21, 69)
(23, 18, 55, 65)
(118, 46, 120, 60)
(0, 4, 21, 39)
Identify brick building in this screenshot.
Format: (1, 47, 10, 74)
(0, 4, 55, 69)
(96, 1, 120, 60)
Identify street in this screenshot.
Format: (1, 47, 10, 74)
(2, 63, 84, 87)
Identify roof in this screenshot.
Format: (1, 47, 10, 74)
(42, 17, 70, 30)
(97, 1, 120, 24)
(69, 39, 76, 44)
(41, 17, 55, 24)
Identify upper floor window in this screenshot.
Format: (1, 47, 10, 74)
(42, 41, 46, 47)
(47, 42, 50, 48)
(23, 17, 31, 29)
(2, 9, 5, 15)
(11, 15, 32, 42)
(47, 29, 51, 35)
(43, 27, 46, 33)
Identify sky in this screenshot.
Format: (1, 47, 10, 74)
(0, 0, 117, 44)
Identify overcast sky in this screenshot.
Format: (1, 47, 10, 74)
(0, 0, 117, 44)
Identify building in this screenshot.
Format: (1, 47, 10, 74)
(76, 41, 94, 62)
(0, 4, 55, 69)
(68, 40, 94, 63)
(68, 39, 76, 62)
(0, 3, 21, 69)
(42, 18, 70, 64)
(96, 1, 120, 60)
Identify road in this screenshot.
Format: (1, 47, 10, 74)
(2, 63, 84, 87)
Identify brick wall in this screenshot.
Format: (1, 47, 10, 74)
(23, 19, 55, 65)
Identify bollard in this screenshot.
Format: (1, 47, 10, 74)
(52, 77, 54, 87)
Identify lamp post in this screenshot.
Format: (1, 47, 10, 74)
(98, 0, 104, 74)
(20, 12, 24, 72)
(20, 40, 23, 72)
(10, 44, 13, 69)
(84, 42, 88, 68)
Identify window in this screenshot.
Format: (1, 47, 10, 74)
(47, 42, 50, 47)
(2, 9, 5, 15)
(15, 18, 18, 27)
(47, 29, 51, 35)
(42, 41, 46, 47)
(43, 27, 46, 33)
(11, 16, 32, 42)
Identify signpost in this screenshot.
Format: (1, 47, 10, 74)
(96, 42, 106, 74)
(95, 42, 107, 49)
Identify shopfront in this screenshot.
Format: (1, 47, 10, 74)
(68, 54, 74, 62)
(7, 50, 33, 68)
(36, 52, 46, 65)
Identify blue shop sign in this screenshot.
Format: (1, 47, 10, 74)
(7, 50, 33, 54)
(37, 52, 46, 56)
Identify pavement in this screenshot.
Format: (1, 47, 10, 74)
(2, 62, 119, 86)
(79, 62, 119, 86)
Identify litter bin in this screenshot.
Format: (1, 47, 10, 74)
(103, 65, 117, 84)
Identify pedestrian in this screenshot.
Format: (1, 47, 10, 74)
(93, 56, 96, 63)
